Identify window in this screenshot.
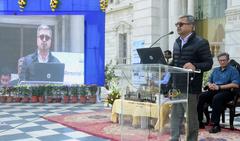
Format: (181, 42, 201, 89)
(119, 33, 127, 64)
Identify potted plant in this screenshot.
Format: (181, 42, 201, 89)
(88, 84, 98, 103)
(20, 85, 31, 103)
(0, 87, 6, 102)
(12, 86, 21, 102)
(31, 86, 39, 103)
(0, 87, 8, 103)
(79, 85, 87, 103)
(53, 85, 62, 103)
(70, 85, 79, 103)
(38, 85, 46, 103)
(46, 85, 54, 103)
(61, 85, 69, 103)
(6, 86, 14, 103)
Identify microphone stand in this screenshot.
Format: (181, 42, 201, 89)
(149, 31, 174, 48)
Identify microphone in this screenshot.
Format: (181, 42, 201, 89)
(149, 31, 174, 48)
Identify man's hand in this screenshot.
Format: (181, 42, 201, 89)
(208, 83, 219, 91)
(183, 62, 196, 71)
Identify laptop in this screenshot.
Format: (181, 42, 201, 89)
(30, 63, 65, 82)
(136, 47, 167, 64)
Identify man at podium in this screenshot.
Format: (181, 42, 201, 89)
(170, 15, 213, 141)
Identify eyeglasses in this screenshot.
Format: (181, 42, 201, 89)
(218, 59, 228, 62)
(39, 34, 51, 41)
(175, 22, 191, 27)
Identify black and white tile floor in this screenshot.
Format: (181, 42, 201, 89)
(0, 103, 240, 141)
(0, 103, 109, 141)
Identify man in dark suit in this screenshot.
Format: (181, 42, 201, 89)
(19, 24, 60, 81)
(170, 15, 213, 141)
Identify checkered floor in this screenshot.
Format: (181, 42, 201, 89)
(0, 103, 110, 141)
(1, 103, 240, 141)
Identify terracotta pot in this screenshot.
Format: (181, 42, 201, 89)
(0, 96, 7, 103)
(63, 96, 69, 103)
(55, 97, 62, 103)
(88, 95, 96, 103)
(6, 96, 13, 103)
(14, 97, 22, 102)
(21, 97, 29, 103)
(38, 96, 45, 103)
(71, 96, 78, 103)
(31, 96, 38, 103)
(47, 96, 53, 103)
(79, 95, 87, 104)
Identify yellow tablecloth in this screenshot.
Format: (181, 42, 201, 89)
(111, 99, 171, 130)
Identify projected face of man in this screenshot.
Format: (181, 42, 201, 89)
(0, 74, 11, 87)
(37, 25, 52, 52)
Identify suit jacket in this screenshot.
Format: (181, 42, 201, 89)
(171, 32, 213, 94)
(19, 51, 60, 81)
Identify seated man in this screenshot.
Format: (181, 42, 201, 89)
(197, 52, 240, 133)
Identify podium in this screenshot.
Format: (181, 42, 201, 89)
(112, 64, 198, 141)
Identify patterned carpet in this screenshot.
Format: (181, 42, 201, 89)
(43, 110, 240, 141)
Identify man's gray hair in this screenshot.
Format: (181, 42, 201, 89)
(179, 15, 196, 30)
(179, 15, 195, 25)
(217, 52, 230, 60)
(37, 24, 52, 36)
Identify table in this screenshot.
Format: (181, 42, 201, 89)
(111, 99, 171, 130)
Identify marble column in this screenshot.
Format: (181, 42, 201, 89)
(187, 0, 194, 16)
(159, 0, 169, 51)
(225, 0, 240, 59)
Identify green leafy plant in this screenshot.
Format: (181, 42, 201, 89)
(107, 87, 120, 105)
(88, 84, 98, 96)
(60, 85, 69, 96)
(202, 70, 211, 87)
(105, 60, 119, 90)
(19, 85, 31, 97)
(79, 85, 87, 96)
(70, 85, 79, 96)
(105, 60, 121, 105)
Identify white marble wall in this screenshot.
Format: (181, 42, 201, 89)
(105, 1, 133, 64)
(225, 0, 240, 58)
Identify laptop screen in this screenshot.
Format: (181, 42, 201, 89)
(30, 63, 65, 82)
(136, 47, 167, 64)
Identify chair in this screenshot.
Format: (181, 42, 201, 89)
(204, 88, 240, 130)
(224, 88, 240, 130)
